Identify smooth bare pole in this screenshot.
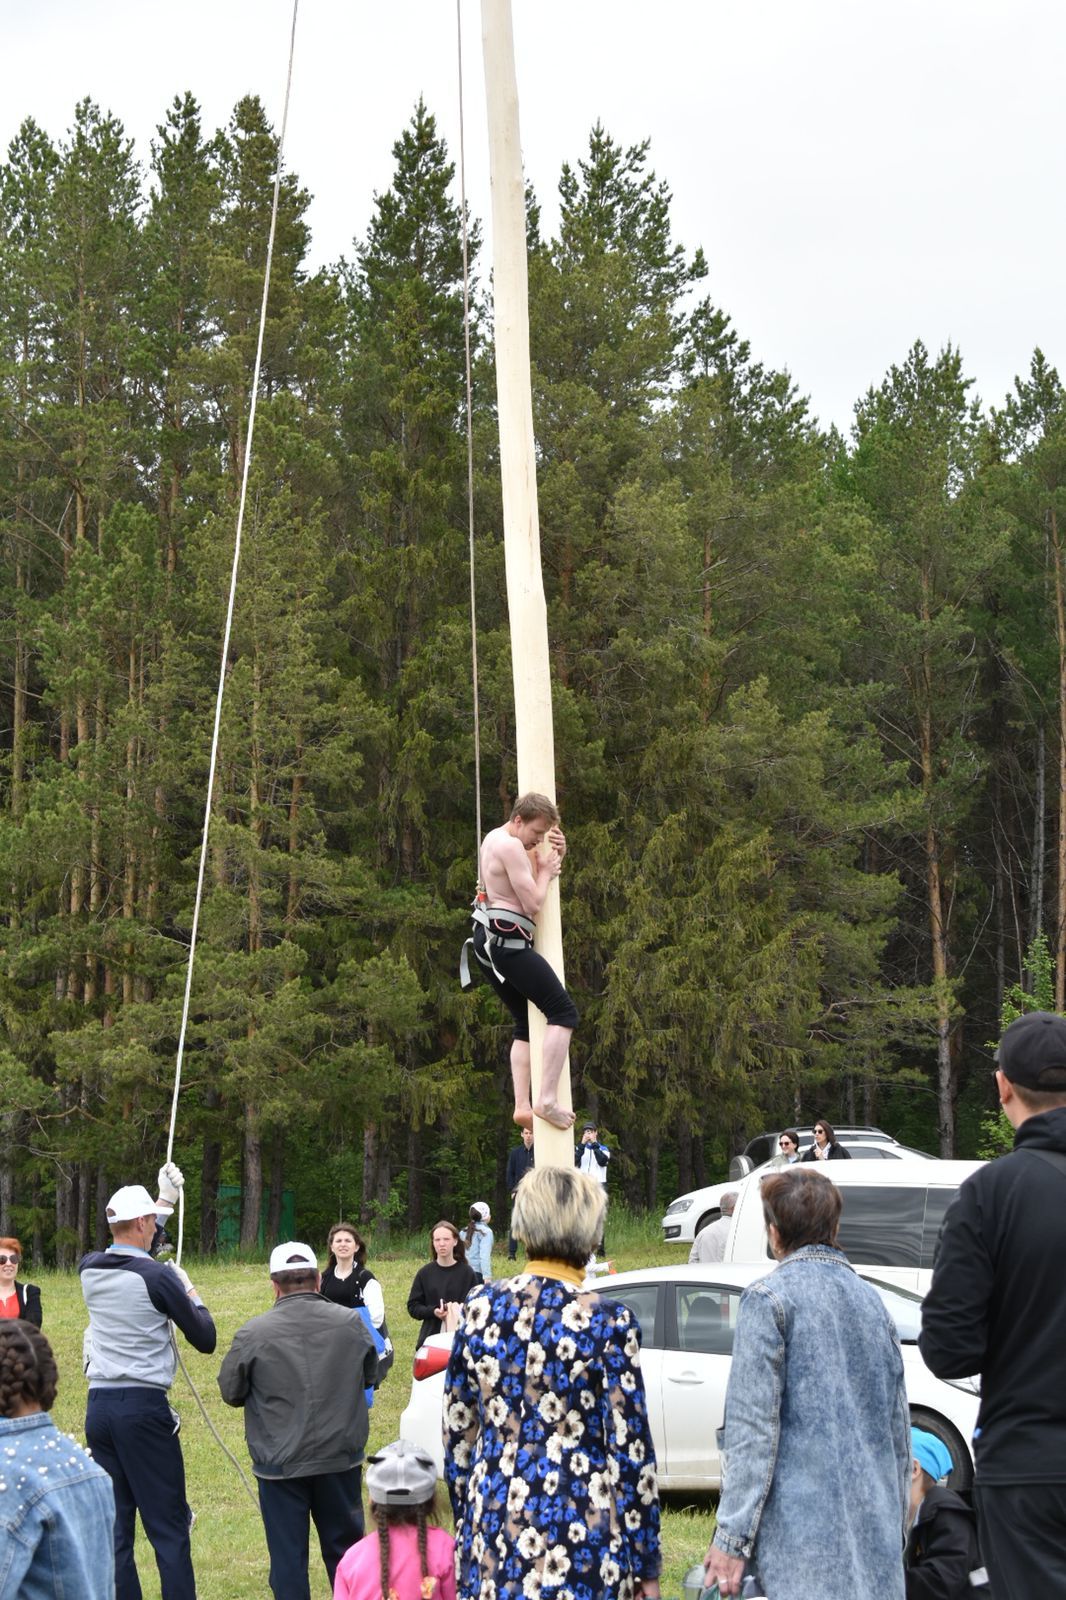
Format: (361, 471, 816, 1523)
(481, 0, 573, 1168)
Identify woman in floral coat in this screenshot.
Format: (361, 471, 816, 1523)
(444, 1166, 661, 1600)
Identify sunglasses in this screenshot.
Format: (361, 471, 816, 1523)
(779, 1139, 794, 1148)
(0, 1253, 20, 1265)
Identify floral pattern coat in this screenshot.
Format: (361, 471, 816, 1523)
(444, 1271, 661, 1600)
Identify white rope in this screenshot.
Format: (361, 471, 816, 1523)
(165, 0, 301, 1265)
(456, 0, 483, 876)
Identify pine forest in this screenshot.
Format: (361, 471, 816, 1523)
(1, 93, 1063, 1261)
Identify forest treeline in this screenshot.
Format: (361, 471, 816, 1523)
(2, 91, 1064, 1261)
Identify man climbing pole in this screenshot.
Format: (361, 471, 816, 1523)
(467, 793, 578, 1130)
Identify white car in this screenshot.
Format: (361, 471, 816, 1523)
(398, 1262, 978, 1490)
(662, 1133, 933, 1244)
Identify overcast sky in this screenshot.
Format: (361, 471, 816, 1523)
(3, 1, 1062, 432)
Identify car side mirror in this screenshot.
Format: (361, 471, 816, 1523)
(729, 1154, 754, 1182)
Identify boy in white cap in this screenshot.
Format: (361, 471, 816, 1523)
(80, 1164, 215, 1600)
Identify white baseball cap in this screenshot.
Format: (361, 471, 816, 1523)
(106, 1184, 172, 1224)
(471, 1201, 491, 1221)
(366, 1440, 438, 1506)
(268, 1241, 318, 1275)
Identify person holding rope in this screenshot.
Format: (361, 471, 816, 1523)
(80, 1167, 216, 1600)
(466, 793, 578, 1130)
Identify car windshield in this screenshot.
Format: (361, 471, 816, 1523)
(863, 1276, 923, 1342)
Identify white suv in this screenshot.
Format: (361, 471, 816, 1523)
(661, 1128, 932, 1244)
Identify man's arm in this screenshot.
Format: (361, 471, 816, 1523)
(145, 1260, 217, 1354)
(497, 833, 559, 918)
(217, 1330, 250, 1406)
(918, 1183, 992, 1379)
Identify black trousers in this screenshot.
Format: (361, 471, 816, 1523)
(976, 1482, 1066, 1598)
(86, 1386, 195, 1600)
(257, 1467, 363, 1600)
(473, 924, 579, 1040)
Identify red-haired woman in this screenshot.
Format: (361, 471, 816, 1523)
(0, 1236, 41, 1327)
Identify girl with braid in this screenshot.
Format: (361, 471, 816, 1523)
(333, 1439, 455, 1600)
(0, 1320, 116, 1597)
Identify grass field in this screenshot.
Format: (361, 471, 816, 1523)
(38, 1218, 715, 1598)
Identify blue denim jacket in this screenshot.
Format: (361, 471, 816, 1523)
(0, 1412, 116, 1599)
(713, 1245, 910, 1600)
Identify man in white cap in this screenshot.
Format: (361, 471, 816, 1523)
(218, 1240, 378, 1600)
(80, 1164, 216, 1600)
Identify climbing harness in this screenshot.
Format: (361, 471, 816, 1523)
(460, 900, 535, 988)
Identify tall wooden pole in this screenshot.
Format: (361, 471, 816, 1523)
(481, 0, 573, 1169)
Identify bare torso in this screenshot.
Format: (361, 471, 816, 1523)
(480, 825, 537, 915)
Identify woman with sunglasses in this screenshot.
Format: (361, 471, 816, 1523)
(775, 1130, 802, 1165)
(0, 1235, 41, 1327)
(801, 1120, 851, 1161)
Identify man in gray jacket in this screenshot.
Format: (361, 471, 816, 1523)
(81, 1168, 215, 1600)
(218, 1241, 377, 1600)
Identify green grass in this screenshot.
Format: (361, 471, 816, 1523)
(39, 1226, 711, 1598)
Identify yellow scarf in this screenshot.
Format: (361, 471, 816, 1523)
(524, 1257, 585, 1286)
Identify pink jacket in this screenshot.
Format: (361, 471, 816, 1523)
(334, 1524, 456, 1600)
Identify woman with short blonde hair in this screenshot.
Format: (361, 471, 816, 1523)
(445, 1166, 660, 1600)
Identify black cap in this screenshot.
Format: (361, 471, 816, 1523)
(997, 1011, 1066, 1090)
(581, 1121, 596, 1132)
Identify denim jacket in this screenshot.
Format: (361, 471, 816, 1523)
(713, 1245, 910, 1600)
(0, 1412, 116, 1600)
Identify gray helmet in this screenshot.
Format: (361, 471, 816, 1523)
(366, 1439, 437, 1506)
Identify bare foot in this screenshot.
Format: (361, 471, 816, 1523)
(513, 1105, 534, 1129)
(534, 1099, 576, 1130)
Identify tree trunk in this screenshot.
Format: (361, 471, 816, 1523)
(406, 1123, 423, 1236)
(240, 1106, 263, 1250)
(266, 1133, 284, 1245)
(1051, 508, 1066, 1009)
(676, 1118, 693, 1195)
(200, 1087, 222, 1254)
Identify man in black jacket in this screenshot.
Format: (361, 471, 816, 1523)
(505, 1126, 535, 1260)
(218, 1242, 377, 1600)
(920, 1010, 1066, 1596)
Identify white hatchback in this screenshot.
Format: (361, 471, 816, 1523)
(398, 1262, 978, 1491)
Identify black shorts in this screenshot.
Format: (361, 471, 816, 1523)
(473, 923, 579, 1042)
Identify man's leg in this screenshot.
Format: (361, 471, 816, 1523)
(535, 1023, 576, 1128)
(86, 1389, 143, 1600)
(976, 1482, 1066, 1595)
(258, 1476, 314, 1600)
(309, 1466, 364, 1588)
(510, 1038, 533, 1128)
(495, 944, 579, 1129)
(110, 1389, 196, 1600)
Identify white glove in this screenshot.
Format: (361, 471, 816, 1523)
(157, 1162, 184, 1205)
(166, 1260, 194, 1294)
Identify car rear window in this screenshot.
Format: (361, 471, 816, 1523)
(921, 1187, 959, 1268)
(837, 1187, 925, 1266)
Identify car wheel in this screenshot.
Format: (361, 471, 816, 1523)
(695, 1209, 720, 1236)
(909, 1406, 973, 1491)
